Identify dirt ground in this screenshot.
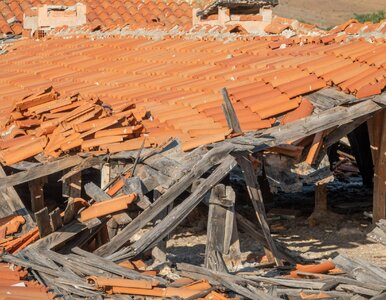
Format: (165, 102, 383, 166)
(272, 0, 386, 28)
(161, 178, 386, 268)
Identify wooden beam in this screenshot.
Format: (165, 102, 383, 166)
(368, 109, 386, 222)
(0, 155, 83, 189)
(28, 177, 47, 213)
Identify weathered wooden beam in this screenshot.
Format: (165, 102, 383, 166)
(94, 144, 235, 256)
(25, 218, 102, 251)
(0, 155, 83, 189)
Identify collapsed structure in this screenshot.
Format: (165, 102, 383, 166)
(0, 0, 385, 299)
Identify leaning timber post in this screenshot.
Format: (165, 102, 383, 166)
(236, 153, 283, 266)
(368, 109, 386, 223)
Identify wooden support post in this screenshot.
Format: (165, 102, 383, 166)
(35, 207, 52, 238)
(368, 109, 386, 223)
(205, 184, 241, 272)
(62, 171, 81, 199)
(28, 176, 47, 213)
(205, 184, 229, 272)
(307, 181, 329, 227)
(236, 153, 283, 266)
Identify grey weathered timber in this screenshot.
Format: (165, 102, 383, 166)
(333, 254, 386, 286)
(337, 284, 379, 296)
(84, 182, 132, 225)
(221, 87, 242, 133)
(121, 157, 237, 260)
(94, 144, 235, 256)
(35, 207, 52, 237)
(71, 247, 164, 282)
(0, 165, 34, 229)
(245, 275, 325, 289)
(25, 218, 101, 251)
(236, 153, 282, 266)
(1, 253, 85, 281)
(205, 184, 233, 272)
(0, 155, 83, 189)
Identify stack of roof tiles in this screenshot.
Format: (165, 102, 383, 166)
(0, 88, 152, 165)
